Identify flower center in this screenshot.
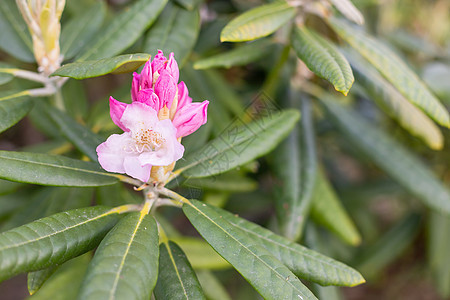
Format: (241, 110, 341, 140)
(132, 128, 165, 153)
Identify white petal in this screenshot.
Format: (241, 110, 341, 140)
(96, 133, 132, 173)
(123, 156, 152, 182)
(120, 102, 158, 132)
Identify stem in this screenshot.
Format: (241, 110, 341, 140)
(110, 204, 141, 214)
(157, 187, 190, 205)
(115, 175, 142, 187)
(154, 198, 183, 208)
(12, 69, 49, 84)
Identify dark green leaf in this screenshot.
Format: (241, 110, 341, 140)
(0, 151, 119, 187)
(183, 200, 318, 300)
(79, 212, 159, 300)
(28, 266, 59, 295)
(0, 206, 120, 282)
(154, 241, 205, 300)
(174, 0, 202, 10)
(183, 172, 257, 192)
(0, 94, 33, 134)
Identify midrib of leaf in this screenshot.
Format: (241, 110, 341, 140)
(163, 242, 189, 299)
(0, 91, 30, 101)
(0, 210, 116, 252)
(187, 203, 306, 295)
(1, 3, 33, 50)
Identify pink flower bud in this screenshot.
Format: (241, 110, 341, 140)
(173, 100, 209, 138)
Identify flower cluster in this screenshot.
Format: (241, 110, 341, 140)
(97, 51, 209, 183)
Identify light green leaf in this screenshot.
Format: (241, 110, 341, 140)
(183, 200, 318, 300)
(328, 17, 450, 127)
(0, 63, 15, 85)
(154, 241, 206, 300)
(0, 93, 33, 134)
(193, 39, 274, 69)
(220, 1, 296, 42)
(170, 237, 230, 270)
(144, 2, 200, 66)
(196, 270, 232, 300)
(76, 0, 167, 61)
(318, 92, 450, 214)
(0, 151, 119, 187)
(328, 0, 364, 25)
(44, 105, 103, 161)
(310, 169, 361, 246)
(79, 212, 159, 300)
(52, 53, 151, 79)
(209, 204, 365, 287)
(291, 25, 354, 95)
(28, 266, 59, 295)
(0, 1, 34, 62)
(345, 50, 443, 150)
(0, 206, 120, 282)
(178, 109, 300, 178)
(61, 1, 106, 60)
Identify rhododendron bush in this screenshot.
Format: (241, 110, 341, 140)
(0, 0, 449, 299)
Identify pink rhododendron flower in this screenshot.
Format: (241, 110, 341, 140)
(97, 50, 209, 183)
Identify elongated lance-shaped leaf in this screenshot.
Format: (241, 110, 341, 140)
(178, 109, 300, 178)
(328, 17, 450, 127)
(328, 0, 364, 25)
(78, 212, 159, 300)
(76, 0, 167, 61)
(274, 95, 317, 241)
(344, 50, 443, 150)
(0, 1, 34, 62)
(174, 0, 202, 10)
(0, 93, 33, 134)
(0, 151, 119, 187)
(220, 0, 296, 42)
(145, 2, 200, 66)
(53, 54, 151, 79)
(28, 266, 59, 295)
(194, 39, 274, 69)
(318, 92, 450, 214)
(61, 1, 106, 60)
(209, 204, 365, 286)
(0, 206, 120, 282)
(310, 169, 361, 246)
(44, 104, 103, 161)
(154, 241, 205, 300)
(183, 200, 318, 300)
(291, 25, 354, 95)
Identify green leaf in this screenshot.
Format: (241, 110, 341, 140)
(0, 206, 120, 282)
(193, 39, 274, 69)
(0, 1, 34, 62)
(154, 241, 205, 300)
(0, 63, 15, 85)
(170, 237, 230, 270)
(183, 200, 318, 300)
(52, 53, 151, 79)
(209, 204, 365, 287)
(328, 0, 364, 25)
(178, 109, 300, 178)
(76, 0, 167, 61)
(345, 50, 443, 150)
(0, 94, 33, 134)
(144, 2, 200, 66)
(196, 270, 232, 300)
(310, 169, 361, 246)
(318, 93, 450, 214)
(291, 25, 354, 95)
(220, 1, 296, 42)
(328, 17, 450, 127)
(28, 266, 59, 295)
(274, 96, 317, 241)
(79, 212, 159, 300)
(0, 151, 119, 187)
(183, 172, 258, 193)
(44, 105, 103, 161)
(174, 0, 202, 10)
(61, 1, 106, 60)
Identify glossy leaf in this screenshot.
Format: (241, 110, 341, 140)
(0, 206, 120, 282)
(194, 39, 274, 69)
(0, 95, 33, 134)
(52, 54, 151, 79)
(76, 0, 167, 61)
(220, 1, 296, 42)
(0, 151, 118, 187)
(0, 1, 34, 62)
(154, 241, 205, 300)
(345, 50, 443, 150)
(178, 109, 300, 178)
(28, 266, 59, 295)
(318, 94, 450, 214)
(328, 0, 364, 25)
(310, 169, 361, 246)
(144, 2, 200, 66)
(60, 1, 106, 60)
(78, 212, 159, 300)
(209, 204, 365, 286)
(183, 200, 318, 300)
(44, 104, 103, 161)
(291, 26, 354, 95)
(328, 18, 450, 127)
